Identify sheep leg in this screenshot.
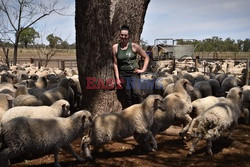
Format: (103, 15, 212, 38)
(228, 122, 236, 139)
(189, 137, 199, 155)
(148, 131, 158, 151)
(62, 144, 85, 162)
(186, 117, 199, 135)
(0, 147, 19, 167)
(206, 139, 213, 155)
(179, 114, 192, 139)
(53, 146, 61, 167)
(81, 136, 93, 159)
(243, 108, 249, 124)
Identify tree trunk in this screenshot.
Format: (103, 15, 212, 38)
(75, 0, 150, 116)
(13, 32, 20, 65)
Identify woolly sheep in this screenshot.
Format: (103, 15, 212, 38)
(242, 89, 250, 124)
(155, 79, 193, 138)
(0, 110, 92, 167)
(194, 80, 212, 98)
(1, 99, 70, 124)
(27, 79, 45, 98)
(184, 96, 224, 134)
(0, 93, 14, 121)
(154, 76, 174, 96)
(81, 94, 163, 159)
(11, 85, 41, 106)
(221, 76, 238, 96)
(136, 78, 194, 149)
(38, 78, 74, 106)
(208, 79, 222, 97)
(13, 94, 41, 107)
(189, 87, 243, 155)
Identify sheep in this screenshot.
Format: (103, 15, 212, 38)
(151, 78, 194, 139)
(242, 89, 250, 124)
(221, 75, 238, 96)
(154, 76, 174, 96)
(135, 78, 194, 149)
(184, 96, 224, 135)
(38, 78, 74, 107)
(194, 80, 212, 98)
(12, 85, 41, 106)
(81, 94, 163, 159)
(27, 79, 45, 98)
(0, 110, 92, 167)
(13, 94, 41, 107)
(208, 79, 222, 97)
(215, 73, 228, 86)
(1, 99, 70, 124)
(188, 87, 243, 155)
(0, 93, 14, 121)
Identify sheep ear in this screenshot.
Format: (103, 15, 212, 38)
(81, 115, 86, 125)
(62, 104, 70, 117)
(13, 85, 18, 89)
(153, 99, 161, 111)
(239, 91, 243, 98)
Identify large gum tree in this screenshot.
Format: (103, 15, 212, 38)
(75, 0, 150, 116)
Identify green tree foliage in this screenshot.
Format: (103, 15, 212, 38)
(60, 40, 69, 49)
(243, 38, 250, 52)
(46, 34, 62, 48)
(19, 28, 40, 48)
(177, 36, 250, 52)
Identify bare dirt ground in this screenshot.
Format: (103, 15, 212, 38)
(10, 117, 250, 167)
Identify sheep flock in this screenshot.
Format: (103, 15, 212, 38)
(0, 58, 250, 166)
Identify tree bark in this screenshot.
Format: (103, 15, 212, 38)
(75, 0, 150, 116)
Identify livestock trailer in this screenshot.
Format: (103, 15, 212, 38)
(152, 38, 195, 60)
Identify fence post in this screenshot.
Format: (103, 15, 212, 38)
(38, 60, 41, 69)
(172, 56, 176, 71)
(246, 59, 249, 85)
(61, 60, 65, 71)
(30, 58, 34, 64)
(195, 56, 199, 71)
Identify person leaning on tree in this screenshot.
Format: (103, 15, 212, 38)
(112, 24, 149, 109)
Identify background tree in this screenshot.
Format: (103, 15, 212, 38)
(46, 34, 62, 49)
(75, 0, 150, 116)
(19, 27, 40, 48)
(0, 0, 66, 65)
(243, 38, 250, 52)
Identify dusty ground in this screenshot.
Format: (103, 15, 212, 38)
(10, 117, 250, 167)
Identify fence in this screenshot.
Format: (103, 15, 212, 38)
(194, 52, 250, 60)
(9, 58, 77, 70)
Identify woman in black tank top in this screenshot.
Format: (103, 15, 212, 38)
(112, 25, 150, 109)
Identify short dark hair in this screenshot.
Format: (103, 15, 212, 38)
(120, 25, 130, 33)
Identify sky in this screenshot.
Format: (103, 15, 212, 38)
(36, 0, 250, 45)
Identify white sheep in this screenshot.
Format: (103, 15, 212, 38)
(81, 94, 163, 159)
(0, 110, 92, 167)
(38, 78, 74, 106)
(1, 99, 70, 124)
(242, 89, 250, 124)
(152, 78, 194, 139)
(184, 96, 224, 135)
(13, 85, 41, 106)
(0, 93, 14, 121)
(135, 78, 194, 150)
(189, 87, 242, 155)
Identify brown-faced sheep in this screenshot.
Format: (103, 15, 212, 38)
(81, 94, 162, 159)
(189, 87, 243, 155)
(0, 110, 92, 167)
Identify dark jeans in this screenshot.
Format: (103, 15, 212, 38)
(117, 73, 142, 109)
